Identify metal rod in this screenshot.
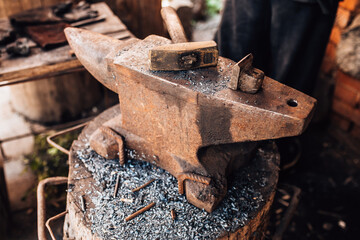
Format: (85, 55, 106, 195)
(177, 173, 211, 195)
(125, 202, 156, 222)
(45, 210, 68, 240)
(113, 173, 121, 198)
(131, 179, 155, 193)
(37, 176, 68, 240)
(47, 122, 89, 155)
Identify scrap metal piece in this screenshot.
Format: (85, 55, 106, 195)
(177, 173, 211, 195)
(25, 15, 103, 49)
(65, 27, 316, 212)
(113, 173, 120, 198)
(90, 126, 125, 164)
(26, 22, 70, 49)
(171, 209, 176, 220)
(5, 38, 30, 57)
(150, 41, 218, 71)
(229, 53, 265, 94)
(61, 1, 98, 23)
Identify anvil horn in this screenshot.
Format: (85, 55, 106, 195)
(65, 27, 316, 212)
(65, 27, 139, 92)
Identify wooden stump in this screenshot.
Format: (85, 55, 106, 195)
(63, 105, 280, 240)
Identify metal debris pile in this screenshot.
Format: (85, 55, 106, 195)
(75, 143, 272, 239)
(155, 59, 232, 95)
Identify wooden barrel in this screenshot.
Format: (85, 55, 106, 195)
(0, 0, 104, 123)
(10, 72, 103, 123)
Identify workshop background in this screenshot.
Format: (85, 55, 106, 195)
(0, 0, 360, 239)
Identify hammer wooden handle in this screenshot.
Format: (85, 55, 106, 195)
(161, 7, 188, 43)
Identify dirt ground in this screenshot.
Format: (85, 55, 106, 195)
(267, 122, 360, 240)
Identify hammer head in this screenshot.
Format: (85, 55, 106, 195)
(65, 27, 316, 212)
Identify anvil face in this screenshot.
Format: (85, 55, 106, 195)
(65, 28, 316, 212)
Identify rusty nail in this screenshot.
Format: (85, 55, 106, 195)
(80, 195, 85, 212)
(177, 173, 211, 195)
(113, 173, 120, 198)
(125, 202, 156, 222)
(131, 179, 155, 193)
(171, 209, 176, 221)
(120, 198, 133, 203)
(118, 138, 125, 165)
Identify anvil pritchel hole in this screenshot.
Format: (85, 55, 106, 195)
(287, 99, 298, 107)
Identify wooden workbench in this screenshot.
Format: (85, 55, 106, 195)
(0, 2, 134, 87)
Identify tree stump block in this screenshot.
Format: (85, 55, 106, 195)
(63, 105, 280, 240)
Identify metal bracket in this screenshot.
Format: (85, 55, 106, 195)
(37, 176, 68, 240)
(46, 122, 88, 155)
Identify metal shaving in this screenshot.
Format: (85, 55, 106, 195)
(153, 58, 231, 95)
(76, 144, 271, 239)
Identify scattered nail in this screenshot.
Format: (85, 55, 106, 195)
(113, 173, 121, 198)
(125, 202, 156, 222)
(132, 179, 155, 192)
(171, 209, 176, 220)
(80, 195, 85, 212)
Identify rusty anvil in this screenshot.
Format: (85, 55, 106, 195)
(65, 26, 316, 212)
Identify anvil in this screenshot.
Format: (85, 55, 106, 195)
(65, 28, 316, 212)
